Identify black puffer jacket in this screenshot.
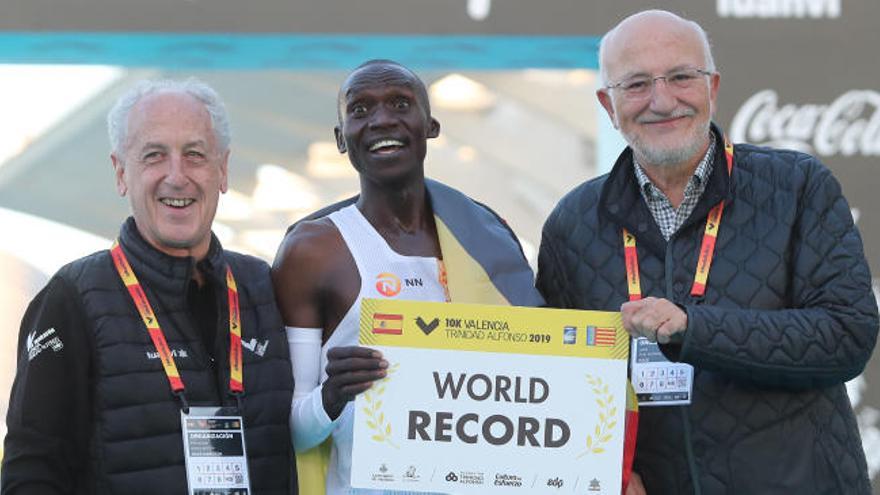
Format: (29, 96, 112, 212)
(3, 218, 296, 494)
(537, 125, 878, 494)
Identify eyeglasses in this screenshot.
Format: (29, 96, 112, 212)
(605, 68, 714, 99)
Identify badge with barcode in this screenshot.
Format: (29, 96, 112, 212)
(630, 338, 693, 406)
(181, 406, 251, 495)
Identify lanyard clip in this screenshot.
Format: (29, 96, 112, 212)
(230, 390, 244, 413)
(174, 390, 190, 414)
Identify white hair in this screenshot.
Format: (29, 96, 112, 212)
(598, 10, 717, 87)
(107, 78, 231, 154)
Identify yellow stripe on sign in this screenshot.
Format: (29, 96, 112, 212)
(359, 298, 627, 360)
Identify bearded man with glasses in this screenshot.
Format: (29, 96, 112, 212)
(537, 9, 877, 495)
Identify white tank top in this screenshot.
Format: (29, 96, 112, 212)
(324, 204, 448, 495)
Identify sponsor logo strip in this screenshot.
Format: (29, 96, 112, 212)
(359, 298, 627, 360)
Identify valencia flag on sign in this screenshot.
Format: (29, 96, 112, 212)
(586, 326, 616, 347)
(372, 313, 403, 335)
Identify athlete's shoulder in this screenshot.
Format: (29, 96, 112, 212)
(274, 217, 344, 272)
(283, 195, 358, 235)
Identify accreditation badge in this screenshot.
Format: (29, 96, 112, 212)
(181, 406, 252, 495)
(630, 338, 693, 406)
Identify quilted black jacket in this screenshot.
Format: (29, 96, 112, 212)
(2, 218, 296, 494)
(537, 125, 878, 494)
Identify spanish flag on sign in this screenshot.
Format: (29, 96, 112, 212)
(372, 313, 403, 335)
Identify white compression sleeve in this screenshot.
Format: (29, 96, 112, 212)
(287, 326, 335, 452)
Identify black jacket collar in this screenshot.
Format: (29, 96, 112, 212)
(117, 216, 226, 297)
(598, 123, 733, 258)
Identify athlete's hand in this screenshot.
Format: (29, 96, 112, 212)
(322, 346, 388, 420)
(620, 297, 687, 344)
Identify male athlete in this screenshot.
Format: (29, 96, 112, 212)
(272, 60, 543, 494)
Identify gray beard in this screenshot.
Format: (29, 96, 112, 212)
(629, 120, 711, 168)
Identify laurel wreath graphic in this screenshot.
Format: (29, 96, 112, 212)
(363, 362, 400, 448)
(578, 374, 617, 458)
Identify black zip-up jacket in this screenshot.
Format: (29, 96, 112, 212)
(537, 125, 878, 494)
(2, 217, 296, 494)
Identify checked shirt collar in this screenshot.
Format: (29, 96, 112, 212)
(633, 133, 716, 240)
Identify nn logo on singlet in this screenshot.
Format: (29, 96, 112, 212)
(375, 272, 425, 297)
(376, 273, 401, 297)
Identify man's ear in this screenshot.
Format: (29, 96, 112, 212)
(219, 149, 230, 194)
(708, 71, 721, 118)
(334, 126, 347, 153)
(111, 153, 127, 196)
(597, 89, 619, 129)
(427, 117, 441, 139)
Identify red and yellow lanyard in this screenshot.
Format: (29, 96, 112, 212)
(111, 242, 244, 397)
(623, 140, 734, 301)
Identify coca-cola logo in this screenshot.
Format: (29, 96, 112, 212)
(729, 89, 880, 157)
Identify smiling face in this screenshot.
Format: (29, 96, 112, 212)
(334, 62, 440, 186)
(111, 91, 229, 260)
(597, 11, 719, 169)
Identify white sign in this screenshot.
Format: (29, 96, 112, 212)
(351, 299, 630, 494)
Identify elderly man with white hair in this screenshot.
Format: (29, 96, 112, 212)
(2, 79, 297, 494)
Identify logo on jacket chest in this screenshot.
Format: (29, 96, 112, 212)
(146, 348, 189, 360)
(242, 338, 269, 357)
